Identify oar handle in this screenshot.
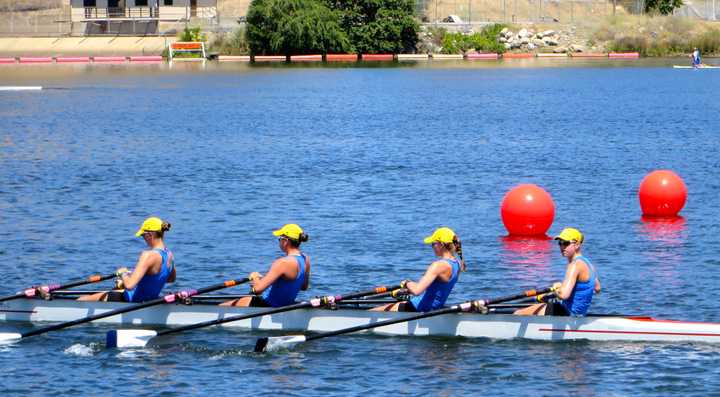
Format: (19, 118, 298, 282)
(20, 277, 251, 339)
(0, 273, 117, 303)
(470, 286, 556, 309)
(513, 292, 556, 304)
(307, 284, 403, 308)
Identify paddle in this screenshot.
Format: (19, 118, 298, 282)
(0, 272, 118, 303)
(0, 277, 251, 343)
(107, 284, 403, 348)
(254, 286, 555, 352)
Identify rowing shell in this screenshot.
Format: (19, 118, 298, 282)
(2, 298, 720, 343)
(673, 65, 720, 69)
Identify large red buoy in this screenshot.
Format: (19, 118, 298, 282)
(638, 170, 687, 216)
(501, 184, 555, 236)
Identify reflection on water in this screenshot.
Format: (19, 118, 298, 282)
(499, 236, 554, 284)
(636, 216, 687, 287)
(638, 216, 687, 245)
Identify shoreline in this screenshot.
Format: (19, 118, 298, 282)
(0, 37, 174, 56)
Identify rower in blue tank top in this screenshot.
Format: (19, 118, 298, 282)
(78, 217, 176, 303)
(221, 224, 311, 308)
(371, 227, 466, 312)
(515, 227, 601, 316)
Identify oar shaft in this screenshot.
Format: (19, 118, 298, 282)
(306, 305, 462, 342)
(304, 286, 554, 342)
(477, 286, 555, 306)
(20, 278, 250, 339)
(0, 273, 116, 303)
(157, 284, 402, 337)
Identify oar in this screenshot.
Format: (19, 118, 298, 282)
(0, 277, 251, 343)
(512, 292, 556, 305)
(0, 272, 118, 303)
(107, 284, 403, 348)
(254, 286, 555, 352)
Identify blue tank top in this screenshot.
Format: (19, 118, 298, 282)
(261, 255, 306, 307)
(560, 255, 596, 316)
(123, 248, 174, 303)
(409, 258, 460, 312)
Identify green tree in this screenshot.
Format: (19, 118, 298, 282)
(644, 0, 683, 15)
(325, 0, 419, 53)
(247, 0, 351, 56)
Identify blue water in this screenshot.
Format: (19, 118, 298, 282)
(1, 60, 720, 395)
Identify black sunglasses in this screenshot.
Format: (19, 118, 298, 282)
(557, 240, 573, 247)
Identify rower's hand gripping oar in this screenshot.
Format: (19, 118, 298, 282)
(0, 272, 120, 303)
(107, 284, 403, 348)
(254, 285, 556, 353)
(0, 277, 251, 344)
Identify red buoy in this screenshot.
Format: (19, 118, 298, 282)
(500, 184, 555, 236)
(638, 170, 687, 216)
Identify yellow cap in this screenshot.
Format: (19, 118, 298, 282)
(272, 223, 304, 240)
(135, 217, 163, 237)
(554, 227, 584, 243)
(423, 227, 456, 244)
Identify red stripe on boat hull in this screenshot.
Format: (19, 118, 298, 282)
(539, 328, 720, 337)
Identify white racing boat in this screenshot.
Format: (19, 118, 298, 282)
(2, 297, 720, 343)
(673, 65, 720, 69)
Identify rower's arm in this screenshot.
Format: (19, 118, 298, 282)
(301, 256, 311, 291)
(405, 261, 446, 296)
(594, 277, 601, 294)
(250, 259, 287, 294)
(167, 266, 176, 283)
(557, 261, 580, 300)
(121, 251, 157, 290)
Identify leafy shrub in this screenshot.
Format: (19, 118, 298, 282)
(326, 0, 419, 54)
(644, 0, 683, 15)
(441, 24, 507, 54)
(179, 26, 206, 42)
(247, 0, 351, 55)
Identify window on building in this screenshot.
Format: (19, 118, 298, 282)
(83, 0, 96, 6)
(163, 0, 172, 4)
(136, 0, 148, 5)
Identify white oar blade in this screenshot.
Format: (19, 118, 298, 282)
(254, 335, 307, 353)
(0, 86, 43, 91)
(106, 329, 157, 348)
(0, 333, 22, 344)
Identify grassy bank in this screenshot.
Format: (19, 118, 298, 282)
(591, 15, 720, 56)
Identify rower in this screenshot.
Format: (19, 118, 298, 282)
(371, 227, 465, 312)
(691, 47, 702, 68)
(78, 217, 176, 302)
(221, 224, 310, 307)
(515, 227, 600, 316)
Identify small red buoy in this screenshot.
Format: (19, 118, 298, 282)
(501, 184, 555, 236)
(638, 170, 687, 216)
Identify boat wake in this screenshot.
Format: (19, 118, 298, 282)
(64, 343, 95, 357)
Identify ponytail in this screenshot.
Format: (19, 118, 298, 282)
(298, 232, 309, 243)
(153, 221, 171, 239)
(287, 232, 309, 248)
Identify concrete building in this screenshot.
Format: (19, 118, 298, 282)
(70, 0, 217, 35)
